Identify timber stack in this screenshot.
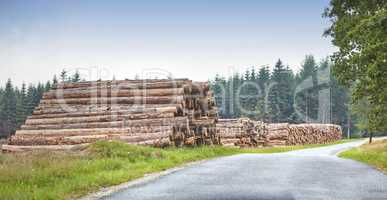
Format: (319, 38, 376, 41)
(217, 118, 342, 147)
(3, 79, 219, 152)
(260, 123, 342, 146)
(216, 118, 265, 147)
(287, 124, 342, 145)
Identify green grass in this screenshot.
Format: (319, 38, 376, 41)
(0, 139, 357, 200)
(339, 139, 387, 172)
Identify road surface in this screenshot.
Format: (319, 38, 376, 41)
(103, 140, 387, 200)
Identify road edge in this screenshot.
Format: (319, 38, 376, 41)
(333, 139, 367, 156)
(79, 139, 372, 200)
(78, 159, 210, 200)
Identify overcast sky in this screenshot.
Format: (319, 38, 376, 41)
(0, 0, 336, 86)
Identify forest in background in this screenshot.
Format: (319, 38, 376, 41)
(209, 55, 381, 138)
(0, 70, 81, 138)
(0, 55, 382, 139)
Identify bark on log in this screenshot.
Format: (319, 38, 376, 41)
(43, 88, 185, 99)
(15, 126, 173, 137)
(25, 112, 175, 125)
(39, 96, 185, 105)
(21, 117, 189, 130)
(32, 104, 182, 116)
(53, 79, 191, 90)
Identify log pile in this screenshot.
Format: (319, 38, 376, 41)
(3, 79, 219, 152)
(217, 119, 342, 147)
(260, 123, 290, 146)
(216, 118, 265, 147)
(260, 123, 342, 146)
(287, 124, 342, 145)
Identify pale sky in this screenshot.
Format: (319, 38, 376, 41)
(0, 0, 336, 86)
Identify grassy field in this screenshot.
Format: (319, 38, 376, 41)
(339, 139, 387, 173)
(0, 139, 356, 200)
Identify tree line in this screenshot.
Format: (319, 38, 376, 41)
(0, 70, 81, 138)
(209, 55, 359, 136)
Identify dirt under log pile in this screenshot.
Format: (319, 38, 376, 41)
(3, 79, 219, 152)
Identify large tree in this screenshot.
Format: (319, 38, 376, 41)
(295, 55, 319, 122)
(324, 0, 387, 132)
(267, 60, 295, 123)
(16, 83, 27, 126)
(255, 66, 271, 121)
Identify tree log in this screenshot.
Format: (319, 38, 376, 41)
(32, 104, 182, 116)
(15, 126, 173, 137)
(25, 112, 175, 125)
(43, 88, 185, 99)
(53, 79, 191, 90)
(39, 96, 185, 105)
(21, 117, 189, 130)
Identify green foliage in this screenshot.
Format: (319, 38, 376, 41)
(324, 0, 387, 132)
(72, 70, 81, 83)
(15, 83, 26, 127)
(351, 98, 370, 132)
(0, 79, 17, 136)
(0, 70, 85, 138)
(294, 55, 319, 121)
(52, 75, 58, 87)
(60, 69, 67, 82)
(267, 60, 295, 122)
(339, 139, 387, 172)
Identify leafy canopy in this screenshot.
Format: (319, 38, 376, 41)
(324, 0, 387, 132)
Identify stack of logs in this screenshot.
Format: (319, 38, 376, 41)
(217, 119, 342, 148)
(260, 123, 289, 146)
(216, 118, 265, 147)
(259, 123, 342, 147)
(287, 124, 342, 145)
(3, 79, 219, 151)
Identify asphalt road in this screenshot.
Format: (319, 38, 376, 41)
(103, 140, 387, 200)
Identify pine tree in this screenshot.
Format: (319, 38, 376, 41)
(45, 81, 52, 92)
(298, 55, 317, 82)
(0, 79, 17, 136)
(52, 75, 58, 85)
(240, 67, 259, 118)
(16, 83, 27, 127)
(244, 69, 250, 81)
(35, 83, 44, 105)
(295, 55, 319, 122)
(60, 69, 67, 82)
(25, 84, 37, 116)
(255, 66, 271, 121)
(250, 67, 257, 81)
(267, 60, 294, 122)
(72, 70, 81, 82)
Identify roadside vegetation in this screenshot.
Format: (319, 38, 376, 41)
(0, 139, 356, 200)
(339, 139, 387, 173)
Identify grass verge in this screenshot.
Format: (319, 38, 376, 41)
(339, 139, 387, 173)
(0, 139, 357, 200)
